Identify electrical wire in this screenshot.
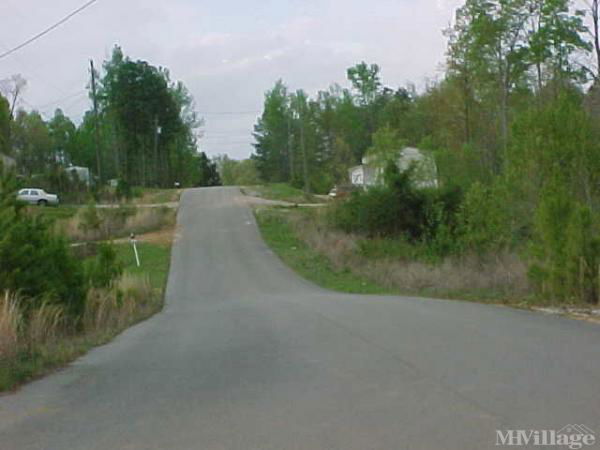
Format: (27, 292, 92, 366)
(0, 0, 99, 60)
(37, 89, 87, 110)
(198, 111, 260, 115)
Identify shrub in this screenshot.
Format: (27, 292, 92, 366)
(0, 172, 85, 317)
(529, 180, 600, 303)
(115, 179, 132, 201)
(84, 244, 123, 289)
(329, 167, 462, 256)
(329, 169, 426, 238)
(78, 202, 103, 234)
(456, 181, 512, 254)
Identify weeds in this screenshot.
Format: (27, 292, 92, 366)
(0, 274, 162, 391)
(0, 292, 21, 359)
(258, 207, 533, 303)
(58, 206, 176, 242)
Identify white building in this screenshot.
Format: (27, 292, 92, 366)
(0, 153, 16, 172)
(348, 147, 438, 189)
(66, 166, 91, 186)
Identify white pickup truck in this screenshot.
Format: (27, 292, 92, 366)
(16, 188, 60, 206)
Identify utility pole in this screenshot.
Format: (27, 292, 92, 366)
(153, 115, 160, 187)
(90, 59, 101, 182)
(300, 118, 309, 195)
(288, 116, 294, 181)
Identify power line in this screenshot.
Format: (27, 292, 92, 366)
(37, 89, 87, 110)
(200, 141, 254, 145)
(198, 110, 260, 115)
(0, 40, 68, 95)
(20, 97, 50, 119)
(0, 0, 100, 60)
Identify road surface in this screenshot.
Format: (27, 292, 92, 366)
(2, 187, 600, 450)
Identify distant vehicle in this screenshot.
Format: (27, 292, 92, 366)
(16, 188, 60, 206)
(328, 184, 359, 200)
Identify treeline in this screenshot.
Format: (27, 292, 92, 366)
(254, 0, 600, 304)
(0, 46, 220, 192)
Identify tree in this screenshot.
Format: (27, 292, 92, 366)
(0, 74, 27, 120)
(252, 80, 290, 182)
(11, 110, 52, 175)
(96, 46, 200, 187)
(526, 0, 589, 92)
(196, 152, 221, 187)
(366, 125, 403, 169)
(48, 108, 77, 165)
(0, 94, 10, 155)
(0, 171, 85, 316)
(216, 155, 261, 186)
(347, 62, 382, 106)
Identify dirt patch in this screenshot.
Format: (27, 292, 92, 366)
(137, 227, 176, 246)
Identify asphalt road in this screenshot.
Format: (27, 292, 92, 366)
(2, 187, 600, 450)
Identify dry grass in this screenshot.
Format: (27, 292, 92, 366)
(0, 274, 162, 391)
(27, 302, 66, 348)
(59, 206, 176, 243)
(83, 274, 157, 333)
(0, 292, 21, 359)
(286, 209, 532, 301)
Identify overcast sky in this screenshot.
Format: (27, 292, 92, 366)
(1, 0, 463, 159)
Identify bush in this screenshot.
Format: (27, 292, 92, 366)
(78, 202, 103, 234)
(329, 167, 462, 256)
(529, 180, 600, 303)
(456, 181, 512, 254)
(115, 179, 132, 201)
(329, 170, 426, 238)
(84, 244, 123, 289)
(0, 173, 85, 317)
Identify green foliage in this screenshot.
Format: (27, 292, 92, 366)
(529, 180, 600, 303)
(116, 179, 132, 200)
(509, 92, 600, 207)
(347, 62, 382, 106)
(456, 181, 512, 253)
(217, 156, 261, 186)
(0, 172, 85, 316)
(253, 183, 317, 204)
(329, 168, 461, 252)
(0, 94, 10, 156)
(256, 209, 385, 294)
(78, 203, 103, 234)
(196, 152, 221, 187)
(113, 241, 172, 290)
(84, 243, 123, 289)
(366, 126, 404, 169)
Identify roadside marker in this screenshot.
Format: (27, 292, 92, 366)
(130, 233, 141, 267)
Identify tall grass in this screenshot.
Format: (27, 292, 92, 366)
(27, 302, 66, 348)
(58, 206, 175, 242)
(0, 274, 161, 391)
(271, 208, 532, 301)
(0, 292, 21, 359)
(83, 274, 156, 333)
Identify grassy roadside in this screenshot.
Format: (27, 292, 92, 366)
(132, 188, 180, 205)
(114, 241, 172, 290)
(256, 208, 389, 295)
(0, 235, 173, 392)
(255, 207, 597, 312)
(244, 183, 325, 204)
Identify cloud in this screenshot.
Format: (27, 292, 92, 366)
(1, 0, 460, 159)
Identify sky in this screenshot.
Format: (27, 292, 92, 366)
(1, 0, 463, 159)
